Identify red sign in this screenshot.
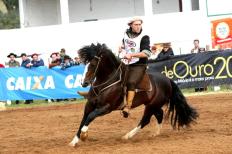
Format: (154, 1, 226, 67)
(211, 18, 232, 49)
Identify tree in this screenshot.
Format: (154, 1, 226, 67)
(0, 0, 8, 14)
(0, 0, 19, 29)
(3, 0, 18, 11)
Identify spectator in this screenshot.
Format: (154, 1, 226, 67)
(59, 48, 72, 64)
(60, 48, 66, 63)
(0, 63, 4, 68)
(29, 53, 44, 67)
(156, 43, 174, 61)
(20, 53, 33, 104)
(30, 53, 50, 102)
(149, 45, 158, 60)
(60, 54, 74, 101)
(191, 39, 205, 53)
(48, 52, 62, 102)
(6, 53, 20, 67)
(191, 40, 207, 92)
(6, 53, 20, 104)
(74, 57, 81, 65)
(57, 52, 61, 59)
(49, 52, 61, 68)
(60, 48, 66, 56)
(205, 45, 210, 51)
(61, 55, 74, 70)
(20, 53, 31, 68)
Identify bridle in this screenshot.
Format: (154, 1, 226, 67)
(86, 56, 123, 97)
(87, 55, 102, 84)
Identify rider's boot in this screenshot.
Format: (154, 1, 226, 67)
(122, 91, 135, 118)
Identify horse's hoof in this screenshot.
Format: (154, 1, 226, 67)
(80, 131, 88, 141)
(122, 110, 129, 118)
(69, 142, 77, 147)
(121, 134, 129, 140)
(122, 108, 130, 118)
(69, 136, 79, 147)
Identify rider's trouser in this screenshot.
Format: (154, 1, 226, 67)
(126, 65, 146, 91)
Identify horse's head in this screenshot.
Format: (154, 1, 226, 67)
(78, 43, 119, 87)
(81, 55, 101, 87)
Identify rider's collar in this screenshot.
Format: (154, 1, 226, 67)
(126, 28, 142, 38)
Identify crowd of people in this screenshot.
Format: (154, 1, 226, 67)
(48, 48, 81, 69)
(0, 48, 81, 104)
(149, 39, 209, 92)
(0, 48, 81, 70)
(149, 39, 208, 62)
(0, 40, 207, 70)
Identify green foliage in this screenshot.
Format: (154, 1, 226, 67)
(3, 0, 18, 10)
(0, 0, 19, 29)
(0, 9, 19, 29)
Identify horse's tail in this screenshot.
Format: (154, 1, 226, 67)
(168, 79, 199, 129)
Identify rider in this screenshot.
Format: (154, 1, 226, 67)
(119, 17, 151, 117)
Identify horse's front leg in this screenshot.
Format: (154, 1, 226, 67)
(69, 103, 111, 147)
(69, 102, 94, 147)
(80, 103, 111, 141)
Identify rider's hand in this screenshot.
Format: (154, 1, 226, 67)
(26, 63, 32, 67)
(124, 53, 132, 61)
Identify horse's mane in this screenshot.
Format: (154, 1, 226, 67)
(78, 43, 120, 65)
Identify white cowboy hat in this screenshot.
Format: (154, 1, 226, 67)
(128, 17, 143, 26)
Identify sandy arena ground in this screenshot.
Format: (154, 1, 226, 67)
(0, 93, 232, 154)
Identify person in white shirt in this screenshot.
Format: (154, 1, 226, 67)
(118, 17, 151, 118)
(191, 39, 205, 53)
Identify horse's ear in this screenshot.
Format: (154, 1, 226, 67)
(96, 43, 102, 47)
(90, 43, 95, 48)
(95, 43, 102, 55)
(102, 44, 109, 51)
(96, 43, 102, 52)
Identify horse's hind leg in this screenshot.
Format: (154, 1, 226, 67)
(153, 108, 163, 136)
(122, 106, 153, 140)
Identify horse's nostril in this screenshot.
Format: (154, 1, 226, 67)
(82, 82, 88, 87)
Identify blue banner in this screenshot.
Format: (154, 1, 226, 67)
(0, 66, 89, 100)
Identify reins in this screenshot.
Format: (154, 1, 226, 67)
(90, 61, 124, 97)
(88, 56, 101, 84)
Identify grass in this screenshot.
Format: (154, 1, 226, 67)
(5, 99, 86, 109)
(182, 84, 232, 96)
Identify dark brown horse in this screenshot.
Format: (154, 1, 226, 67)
(69, 43, 198, 146)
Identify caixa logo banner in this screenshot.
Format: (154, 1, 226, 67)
(148, 50, 232, 89)
(0, 66, 89, 100)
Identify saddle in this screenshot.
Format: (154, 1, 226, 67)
(118, 73, 152, 110)
(135, 73, 152, 92)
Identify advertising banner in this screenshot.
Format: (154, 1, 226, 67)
(0, 66, 88, 100)
(148, 50, 232, 88)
